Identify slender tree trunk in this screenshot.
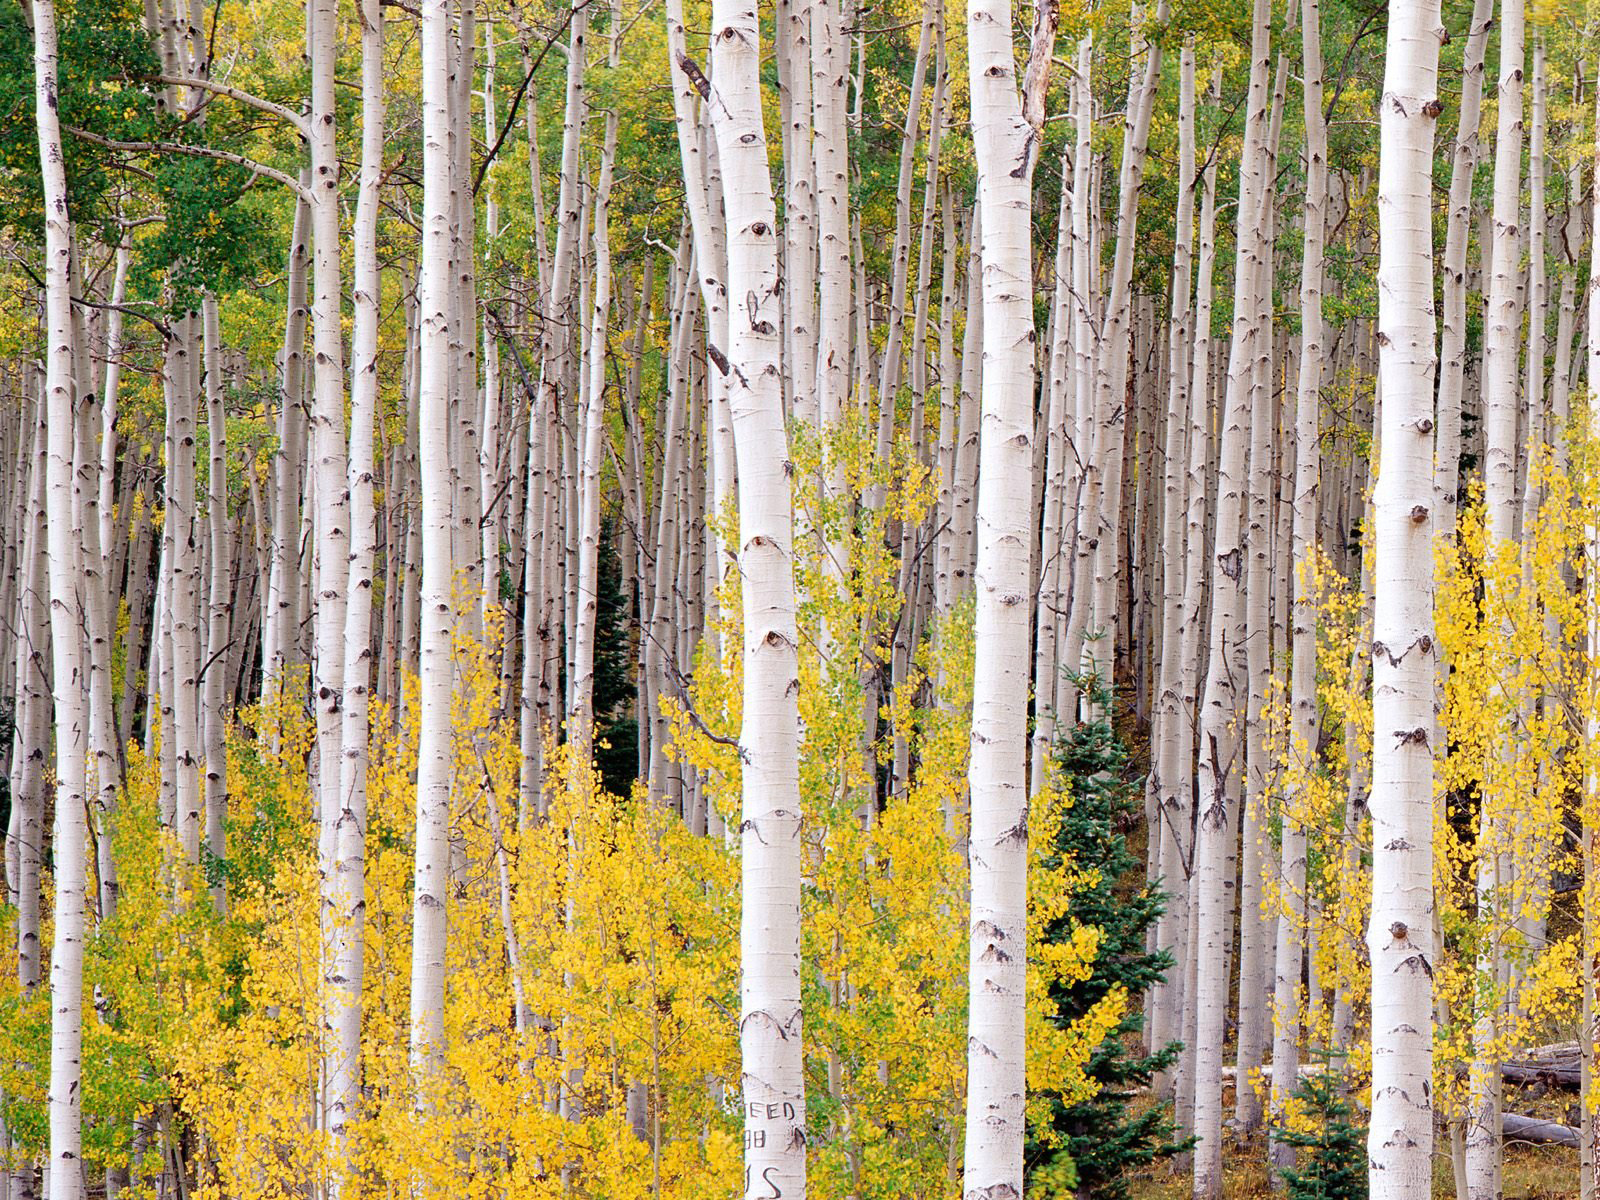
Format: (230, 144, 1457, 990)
(411, 0, 456, 1091)
(1367, 2, 1440, 1194)
(1190, 0, 1271, 1189)
(571, 9, 620, 741)
(1148, 37, 1196, 1070)
(34, 5, 88, 1194)
(1268, 0, 1327, 1170)
(1467, 1, 1523, 1190)
(326, 2, 383, 1190)
(705, 0, 808, 1188)
(202, 294, 229, 908)
(961, 0, 1054, 1192)
(265, 190, 311, 699)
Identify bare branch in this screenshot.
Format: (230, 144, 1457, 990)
(157, 74, 309, 134)
(64, 126, 308, 199)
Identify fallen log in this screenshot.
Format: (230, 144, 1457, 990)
(1502, 1061, 1580, 1090)
(1501, 1112, 1579, 1148)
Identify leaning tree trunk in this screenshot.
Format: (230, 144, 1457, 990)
(1367, 1, 1441, 1195)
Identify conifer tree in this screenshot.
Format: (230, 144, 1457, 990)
(1028, 678, 1188, 1200)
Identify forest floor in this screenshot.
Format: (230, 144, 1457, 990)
(1124, 1140, 1578, 1198)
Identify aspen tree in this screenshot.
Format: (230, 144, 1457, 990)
(1468, 0, 1523, 1187)
(961, 0, 1055, 1192)
(412, 0, 456, 1087)
(1162, 106, 1219, 1109)
(326, 0, 383, 1185)
(1367, 1, 1440, 1194)
(1081, 4, 1167, 704)
(780, 0, 817, 433)
(571, 5, 620, 739)
(202, 294, 228, 905)
(1584, 54, 1600, 1200)
(8, 346, 48, 1200)
(1191, 0, 1272, 1189)
(1269, 0, 1327, 1166)
(264, 191, 311, 696)
(810, 0, 849, 608)
(1031, 157, 1076, 790)
(520, 0, 587, 811)
(1148, 38, 1196, 1064)
(1234, 43, 1292, 1138)
(308, 0, 350, 861)
(703, 0, 807, 1185)
(34, 2, 88, 1195)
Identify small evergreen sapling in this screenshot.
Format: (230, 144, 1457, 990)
(1274, 1053, 1369, 1200)
(1026, 678, 1191, 1199)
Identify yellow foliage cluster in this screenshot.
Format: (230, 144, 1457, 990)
(4, 424, 1119, 1199)
(674, 420, 1116, 1198)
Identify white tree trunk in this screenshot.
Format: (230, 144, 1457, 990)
(202, 293, 229, 907)
(705, 0, 807, 1189)
(1191, 0, 1272, 1190)
(1367, 2, 1440, 1194)
(1148, 37, 1195, 1066)
(326, 1, 383, 1189)
(962, 0, 1053, 1192)
(411, 0, 456, 1087)
(571, 11, 620, 740)
(34, 4, 88, 1195)
(264, 190, 311, 698)
(1467, 1, 1523, 1191)
(1269, 0, 1327, 1168)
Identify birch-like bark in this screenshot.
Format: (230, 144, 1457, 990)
(520, 0, 587, 811)
(1584, 63, 1600, 1200)
(165, 316, 202, 865)
(1147, 39, 1195, 1064)
(481, 22, 503, 632)
(1367, 2, 1440, 1193)
(202, 294, 229, 906)
(1079, 8, 1166, 706)
(7, 368, 47, 1200)
(1467, 1, 1523, 1189)
(309, 0, 350, 871)
(1434, 0, 1492, 535)
(264, 190, 311, 699)
(326, 1, 383, 1187)
(35, 5, 88, 1195)
(411, 0, 455, 1088)
(1192, 0, 1272, 1189)
(1269, 0, 1327, 1167)
(962, 0, 1054, 1192)
(705, 0, 807, 1188)
(571, 10, 620, 741)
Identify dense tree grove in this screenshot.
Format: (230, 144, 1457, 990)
(5, 0, 1600, 1196)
